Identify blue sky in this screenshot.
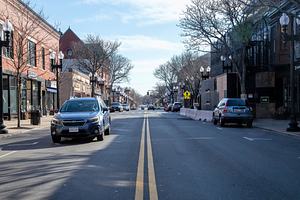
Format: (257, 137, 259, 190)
(35, 0, 190, 95)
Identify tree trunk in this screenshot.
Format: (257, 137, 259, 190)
(17, 73, 21, 127)
(240, 45, 247, 99)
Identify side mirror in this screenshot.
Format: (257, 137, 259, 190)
(103, 107, 109, 112)
(54, 109, 59, 113)
(213, 105, 217, 108)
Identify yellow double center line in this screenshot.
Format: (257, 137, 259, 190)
(135, 115, 158, 200)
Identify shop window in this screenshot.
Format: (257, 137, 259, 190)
(1, 24, 14, 59)
(42, 46, 45, 70)
(10, 76, 17, 114)
(27, 39, 36, 66)
(3, 75, 8, 113)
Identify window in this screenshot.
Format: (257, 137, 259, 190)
(49, 50, 55, 73)
(67, 49, 73, 57)
(1, 24, 13, 59)
(42, 47, 45, 70)
(27, 39, 36, 66)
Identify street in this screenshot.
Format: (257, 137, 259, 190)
(0, 110, 300, 200)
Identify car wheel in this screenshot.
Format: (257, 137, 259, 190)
(52, 135, 61, 143)
(219, 116, 225, 127)
(247, 122, 252, 128)
(213, 118, 217, 125)
(104, 126, 110, 135)
(97, 125, 104, 141)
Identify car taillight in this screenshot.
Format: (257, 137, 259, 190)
(223, 100, 228, 112)
(247, 100, 253, 111)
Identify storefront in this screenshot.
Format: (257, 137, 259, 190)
(46, 80, 57, 113)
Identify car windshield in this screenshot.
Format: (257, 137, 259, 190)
(227, 99, 246, 106)
(111, 103, 120, 106)
(60, 100, 99, 112)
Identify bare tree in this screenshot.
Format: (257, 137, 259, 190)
(178, 0, 265, 99)
(107, 53, 134, 88)
(153, 62, 178, 93)
(1, 0, 59, 127)
(152, 82, 167, 104)
(71, 34, 121, 95)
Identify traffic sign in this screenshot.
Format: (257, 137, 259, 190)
(184, 91, 190, 99)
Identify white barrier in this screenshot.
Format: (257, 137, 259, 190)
(180, 108, 186, 116)
(194, 110, 213, 122)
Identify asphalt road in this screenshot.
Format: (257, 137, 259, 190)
(0, 109, 300, 200)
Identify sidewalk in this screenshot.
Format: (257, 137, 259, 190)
(0, 115, 54, 139)
(1, 115, 300, 139)
(253, 119, 300, 138)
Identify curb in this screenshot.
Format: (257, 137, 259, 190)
(0, 125, 50, 139)
(253, 126, 300, 139)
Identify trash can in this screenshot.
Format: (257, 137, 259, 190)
(21, 111, 28, 120)
(30, 110, 41, 125)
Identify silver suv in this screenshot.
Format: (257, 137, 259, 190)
(213, 98, 253, 127)
(50, 97, 111, 143)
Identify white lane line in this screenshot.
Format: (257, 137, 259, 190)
(8, 142, 39, 147)
(217, 127, 222, 130)
(0, 151, 17, 159)
(244, 137, 254, 141)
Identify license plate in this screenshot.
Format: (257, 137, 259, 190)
(236, 109, 242, 112)
(69, 127, 79, 132)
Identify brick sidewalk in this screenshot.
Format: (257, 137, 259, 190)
(0, 115, 54, 138)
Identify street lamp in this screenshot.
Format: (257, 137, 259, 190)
(97, 76, 105, 94)
(200, 66, 211, 80)
(89, 72, 97, 97)
(0, 18, 13, 134)
(280, 13, 300, 131)
(50, 51, 64, 110)
(111, 87, 116, 103)
(220, 55, 233, 73)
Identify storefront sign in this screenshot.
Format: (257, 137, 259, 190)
(27, 70, 37, 79)
(74, 83, 80, 91)
(260, 96, 269, 103)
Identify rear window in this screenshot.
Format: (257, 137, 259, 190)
(111, 103, 120, 106)
(227, 99, 246, 106)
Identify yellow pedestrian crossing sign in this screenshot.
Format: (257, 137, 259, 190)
(184, 91, 190, 99)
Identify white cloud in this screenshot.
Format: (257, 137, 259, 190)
(74, 0, 191, 25)
(113, 35, 183, 51)
(74, 13, 110, 23)
(131, 59, 165, 73)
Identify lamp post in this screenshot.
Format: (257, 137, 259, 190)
(111, 87, 116, 103)
(200, 66, 211, 80)
(50, 51, 64, 110)
(0, 18, 13, 134)
(220, 55, 233, 73)
(280, 13, 300, 131)
(89, 72, 97, 97)
(98, 76, 105, 95)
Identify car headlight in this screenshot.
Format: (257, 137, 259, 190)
(51, 117, 61, 124)
(87, 116, 100, 123)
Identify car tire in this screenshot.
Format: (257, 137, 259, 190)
(247, 122, 252, 128)
(97, 125, 104, 141)
(104, 126, 110, 135)
(52, 135, 61, 143)
(213, 118, 217, 125)
(219, 116, 225, 127)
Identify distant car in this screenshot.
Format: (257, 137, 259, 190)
(213, 98, 253, 127)
(171, 102, 183, 112)
(50, 97, 111, 143)
(164, 104, 173, 112)
(110, 102, 123, 112)
(139, 105, 147, 110)
(148, 104, 155, 110)
(131, 105, 136, 110)
(122, 104, 130, 111)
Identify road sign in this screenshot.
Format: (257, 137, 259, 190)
(184, 91, 190, 99)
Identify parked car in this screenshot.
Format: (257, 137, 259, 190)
(164, 104, 173, 112)
(139, 105, 147, 110)
(110, 102, 123, 112)
(122, 104, 130, 111)
(213, 98, 253, 127)
(171, 102, 183, 112)
(148, 104, 155, 110)
(131, 105, 136, 110)
(50, 97, 111, 143)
